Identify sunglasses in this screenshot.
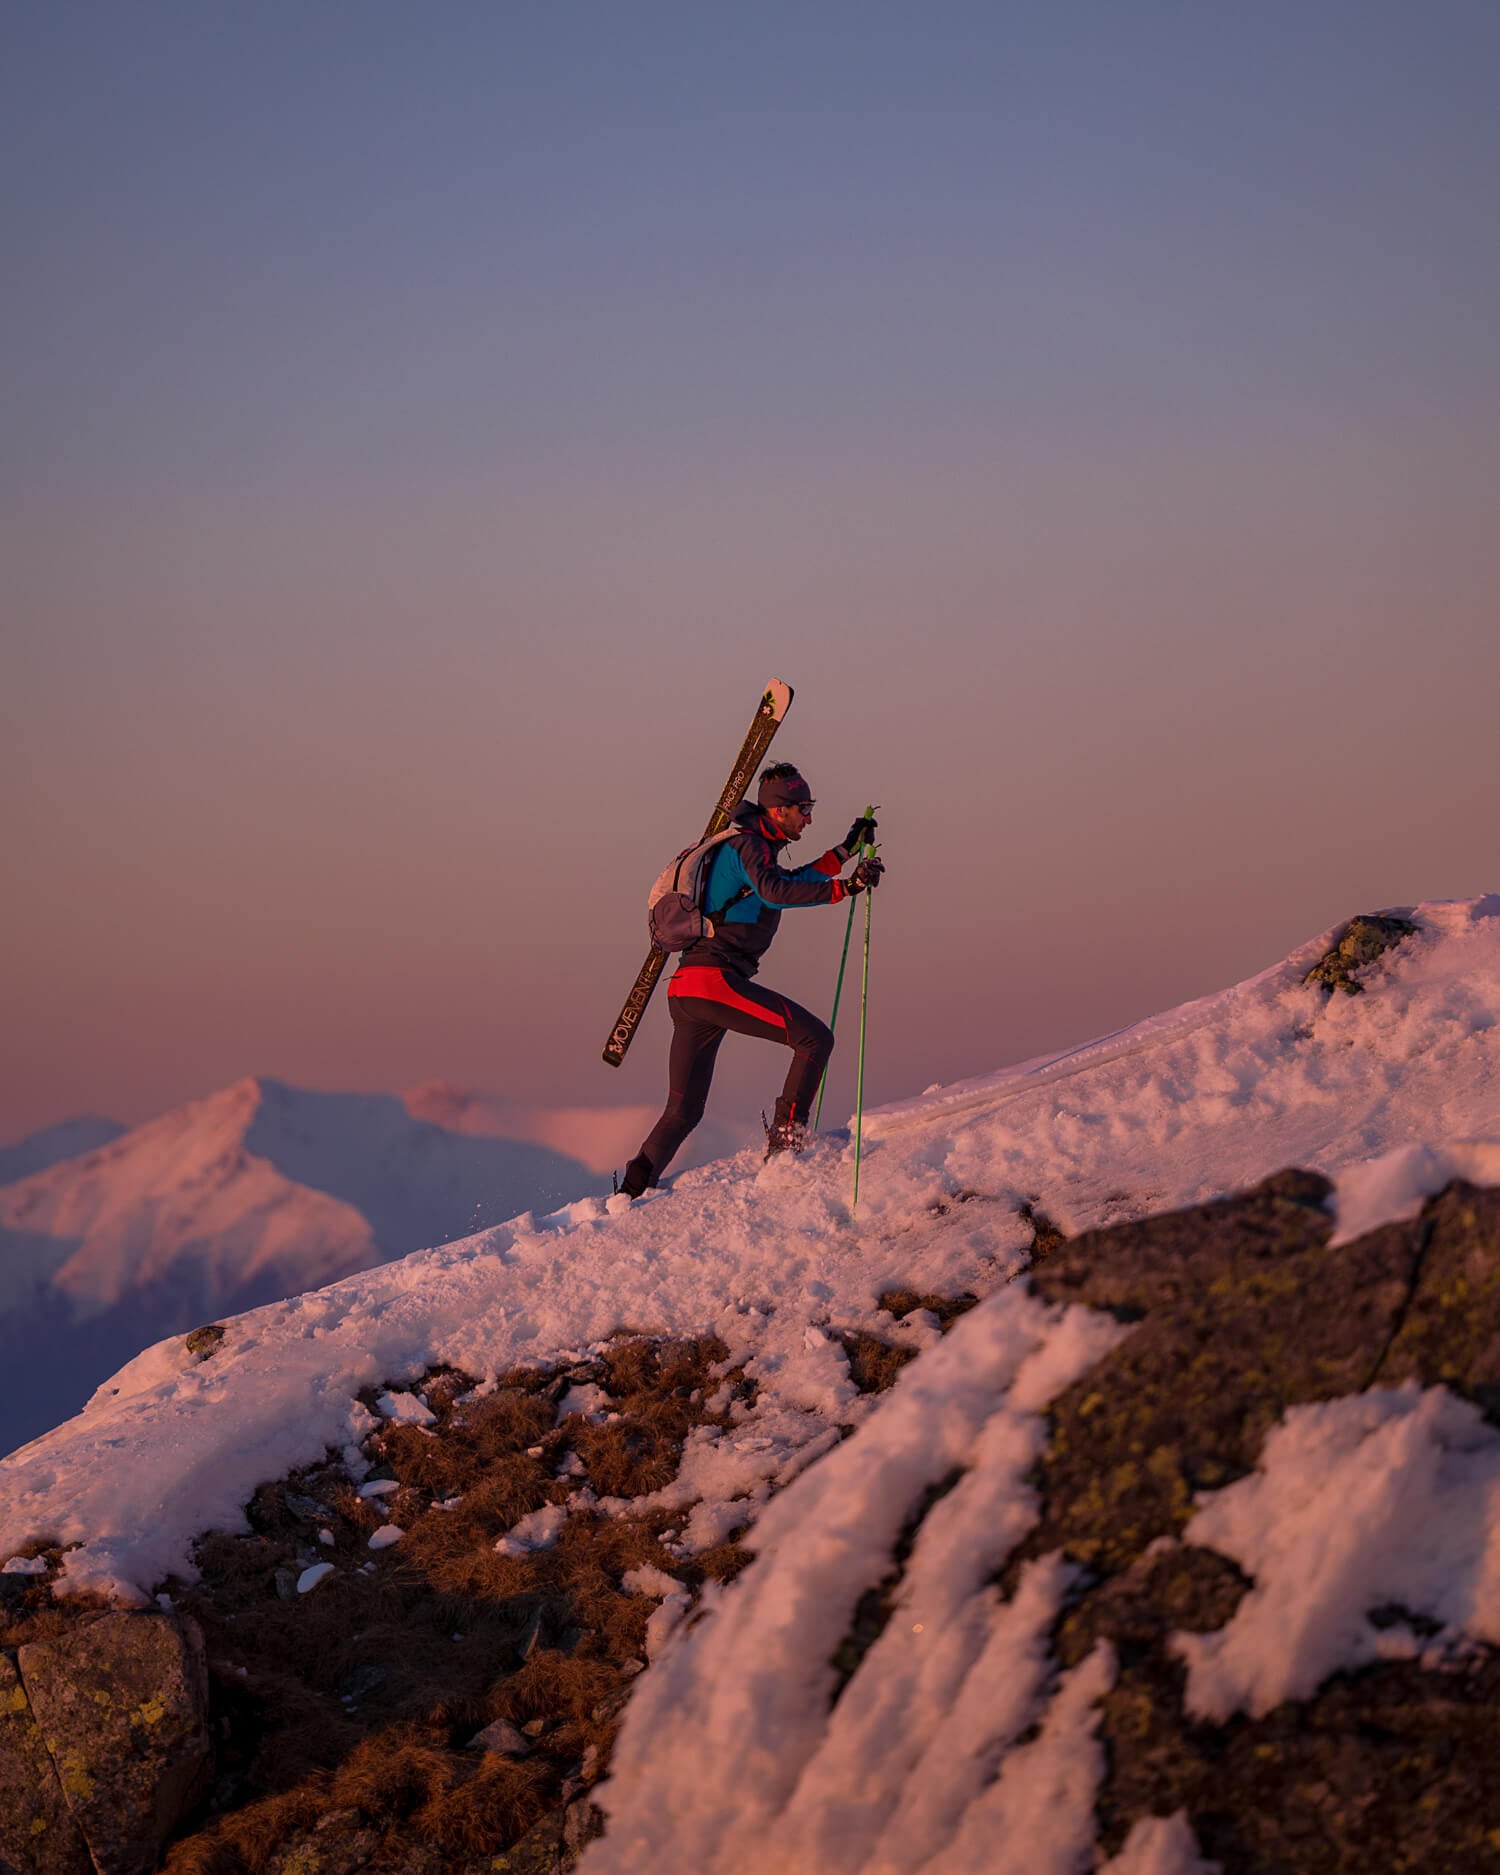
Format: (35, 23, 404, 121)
(789, 800, 815, 814)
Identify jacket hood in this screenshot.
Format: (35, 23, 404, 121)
(730, 800, 783, 844)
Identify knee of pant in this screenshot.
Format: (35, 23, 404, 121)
(803, 1019, 835, 1064)
(667, 1088, 709, 1128)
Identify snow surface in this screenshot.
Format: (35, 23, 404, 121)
(494, 1503, 570, 1559)
(1328, 1139, 1500, 1246)
(1174, 1383, 1500, 1719)
(1099, 1814, 1222, 1875)
(582, 1290, 1128, 1875)
(863, 895, 1500, 1240)
(3, 897, 1500, 1870)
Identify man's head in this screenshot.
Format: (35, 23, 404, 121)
(758, 761, 815, 841)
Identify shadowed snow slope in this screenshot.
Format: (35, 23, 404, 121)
(0, 1077, 599, 1455)
(0, 1115, 126, 1188)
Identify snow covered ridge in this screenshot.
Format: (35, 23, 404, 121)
(4, 896, 1500, 1601)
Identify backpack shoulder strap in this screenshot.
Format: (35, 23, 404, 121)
(702, 830, 756, 922)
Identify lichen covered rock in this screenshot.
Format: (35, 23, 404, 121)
(0, 1652, 93, 1875)
(17, 1610, 210, 1875)
(1025, 1173, 1500, 1868)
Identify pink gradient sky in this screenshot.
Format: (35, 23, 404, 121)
(5, 5, 1499, 1146)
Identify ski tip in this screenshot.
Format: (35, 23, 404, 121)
(765, 678, 794, 719)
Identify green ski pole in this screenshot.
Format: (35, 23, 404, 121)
(851, 849, 873, 1214)
(813, 802, 873, 1129)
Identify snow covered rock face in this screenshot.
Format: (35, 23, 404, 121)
(591, 1172, 1500, 1873)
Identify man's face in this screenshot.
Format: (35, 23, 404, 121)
(769, 801, 814, 841)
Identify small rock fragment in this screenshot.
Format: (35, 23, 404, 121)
(375, 1390, 437, 1426)
(468, 1717, 530, 1756)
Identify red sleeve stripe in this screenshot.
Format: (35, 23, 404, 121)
(813, 849, 842, 876)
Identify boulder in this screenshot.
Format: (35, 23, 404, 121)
(17, 1611, 210, 1875)
(0, 1652, 92, 1875)
(184, 1323, 226, 1361)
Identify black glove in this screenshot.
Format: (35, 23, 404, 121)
(840, 813, 878, 858)
(845, 853, 885, 894)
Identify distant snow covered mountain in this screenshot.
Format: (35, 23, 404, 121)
(0, 1077, 601, 1455)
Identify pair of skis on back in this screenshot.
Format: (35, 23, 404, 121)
(600, 678, 875, 1208)
(601, 678, 796, 1068)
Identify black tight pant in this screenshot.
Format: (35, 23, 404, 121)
(637, 968, 834, 1179)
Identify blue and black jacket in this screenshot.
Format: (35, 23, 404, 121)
(679, 801, 848, 979)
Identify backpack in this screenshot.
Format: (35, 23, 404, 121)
(647, 829, 752, 952)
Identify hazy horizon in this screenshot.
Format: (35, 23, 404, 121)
(6, 3, 1499, 1144)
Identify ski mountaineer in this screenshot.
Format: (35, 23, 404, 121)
(619, 763, 883, 1199)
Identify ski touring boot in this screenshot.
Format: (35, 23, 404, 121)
(617, 1153, 656, 1200)
(763, 1098, 808, 1160)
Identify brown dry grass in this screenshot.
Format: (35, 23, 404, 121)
(877, 1289, 981, 1329)
(157, 1334, 742, 1873)
(0, 1551, 112, 1649)
(835, 1330, 917, 1394)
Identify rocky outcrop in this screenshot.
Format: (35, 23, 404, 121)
(1303, 912, 1419, 994)
(1022, 1171, 1500, 1868)
(0, 1610, 210, 1875)
(183, 1324, 225, 1362)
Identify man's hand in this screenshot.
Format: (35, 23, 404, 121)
(839, 813, 878, 860)
(844, 853, 885, 894)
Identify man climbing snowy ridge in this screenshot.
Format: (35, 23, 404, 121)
(619, 763, 883, 1197)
